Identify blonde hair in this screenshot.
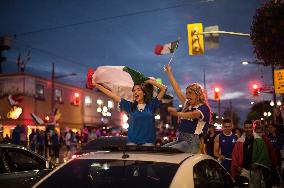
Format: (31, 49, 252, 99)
(186, 83, 208, 105)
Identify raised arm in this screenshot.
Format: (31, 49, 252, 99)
(94, 83, 121, 103)
(164, 64, 186, 104)
(144, 79, 167, 100)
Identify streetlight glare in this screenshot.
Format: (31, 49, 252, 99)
(74, 92, 80, 98)
(242, 61, 249, 65)
(97, 99, 103, 105)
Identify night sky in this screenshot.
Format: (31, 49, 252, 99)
(0, 0, 273, 124)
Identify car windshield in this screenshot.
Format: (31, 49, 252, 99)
(38, 159, 179, 188)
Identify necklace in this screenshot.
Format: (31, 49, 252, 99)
(137, 104, 146, 112)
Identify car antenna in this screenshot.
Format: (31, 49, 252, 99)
(122, 146, 129, 159)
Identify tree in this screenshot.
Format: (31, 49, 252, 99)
(250, 0, 284, 66)
(246, 101, 272, 121)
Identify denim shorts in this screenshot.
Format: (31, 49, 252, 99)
(163, 132, 200, 153)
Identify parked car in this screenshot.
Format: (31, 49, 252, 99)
(33, 143, 248, 188)
(0, 144, 55, 188)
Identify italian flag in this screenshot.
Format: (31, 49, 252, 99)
(86, 66, 150, 101)
(154, 40, 179, 55)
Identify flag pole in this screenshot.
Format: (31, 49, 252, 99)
(168, 37, 180, 65)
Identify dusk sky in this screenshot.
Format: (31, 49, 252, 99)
(0, 0, 273, 123)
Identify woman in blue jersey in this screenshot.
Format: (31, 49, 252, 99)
(163, 64, 211, 153)
(93, 79, 167, 146)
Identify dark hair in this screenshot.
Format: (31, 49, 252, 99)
(222, 119, 231, 124)
(244, 120, 253, 125)
(232, 127, 243, 135)
(130, 83, 153, 111)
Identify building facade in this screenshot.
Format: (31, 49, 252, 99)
(0, 73, 122, 137)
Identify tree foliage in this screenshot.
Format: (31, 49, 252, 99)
(251, 0, 284, 66)
(246, 101, 272, 120)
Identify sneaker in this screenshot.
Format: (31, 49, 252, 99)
(86, 68, 95, 89)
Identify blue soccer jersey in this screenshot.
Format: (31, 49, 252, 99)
(119, 97, 160, 144)
(178, 103, 210, 135)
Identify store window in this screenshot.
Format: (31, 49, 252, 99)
(55, 89, 63, 103)
(85, 96, 92, 106)
(35, 84, 45, 99)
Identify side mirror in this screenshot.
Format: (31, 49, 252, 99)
(234, 175, 249, 187)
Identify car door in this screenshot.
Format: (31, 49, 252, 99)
(0, 147, 52, 188)
(193, 159, 234, 188)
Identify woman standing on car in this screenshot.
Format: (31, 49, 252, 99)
(91, 79, 167, 146)
(163, 64, 211, 153)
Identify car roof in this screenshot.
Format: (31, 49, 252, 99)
(76, 150, 195, 164)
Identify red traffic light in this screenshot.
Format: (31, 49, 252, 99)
(252, 84, 259, 97)
(214, 87, 221, 100)
(214, 87, 220, 93)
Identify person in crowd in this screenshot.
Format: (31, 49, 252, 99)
(91, 78, 167, 146)
(254, 122, 280, 188)
(29, 129, 36, 152)
(12, 124, 21, 145)
(51, 130, 60, 164)
(214, 119, 238, 173)
(163, 64, 211, 153)
(65, 130, 71, 160)
(231, 120, 271, 188)
(232, 127, 243, 139)
(4, 134, 11, 143)
(37, 130, 44, 156)
(204, 124, 217, 157)
(267, 123, 283, 171)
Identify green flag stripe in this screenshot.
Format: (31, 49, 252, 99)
(123, 66, 149, 85)
(170, 40, 179, 53)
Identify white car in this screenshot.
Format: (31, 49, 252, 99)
(33, 146, 248, 188)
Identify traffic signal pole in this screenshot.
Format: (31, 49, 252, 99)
(271, 64, 277, 124)
(201, 31, 250, 37)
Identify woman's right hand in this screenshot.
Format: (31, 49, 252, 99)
(164, 64, 172, 73)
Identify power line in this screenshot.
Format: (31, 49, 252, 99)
(14, 1, 198, 37)
(13, 38, 90, 68)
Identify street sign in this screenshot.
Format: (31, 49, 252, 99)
(274, 69, 284, 94)
(204, 25, 219, 50)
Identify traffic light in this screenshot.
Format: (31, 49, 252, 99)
(187, 23, 204, 55)
(73, 92, 80, 105)
(252, 84, 259, 97)
(214, 87, 221, 100)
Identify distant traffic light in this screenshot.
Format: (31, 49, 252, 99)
(187, 23, 204, 55)
(252, 84, 259, 97)
(214, 87, 221, 100)
(73, 92, 80, 105)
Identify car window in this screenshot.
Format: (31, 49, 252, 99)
(38, 159, 179, 188)
(193, 159, 233, 188)
(0, 151, 8, 174)
(3, 148, 44, 172)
